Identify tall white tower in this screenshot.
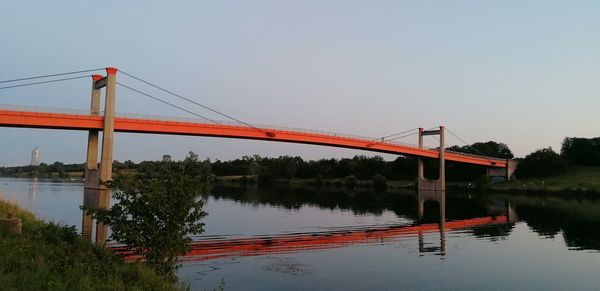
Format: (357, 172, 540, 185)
(31, 146, 40, 166)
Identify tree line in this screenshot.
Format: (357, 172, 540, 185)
(1, 137, 598, 181)
(515, 137, 600, 178)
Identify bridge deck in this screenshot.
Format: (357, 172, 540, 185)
(0, 107, 507, 167)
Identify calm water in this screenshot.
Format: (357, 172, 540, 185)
(1, 177, 600, 290)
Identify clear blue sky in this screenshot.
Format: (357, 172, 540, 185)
(1, 1, 599, 165)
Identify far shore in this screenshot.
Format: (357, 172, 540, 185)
(3, 166, 600, 195)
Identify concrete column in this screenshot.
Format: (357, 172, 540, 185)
(95, 189, 111, 245)
(417, 126, 445, 192)
(507, 202, 518, 223)
(82, 75, 103, 241)
(85, 74, 102, 190)
(438, 126, 445, 191)
(507, 160, 519, 180)
(96, 67, 118, 245)
(81, 188, 99, 241)
(417, 128, 424, 182)
(99, 67, 117, 187)
(416, 126, 446, 227)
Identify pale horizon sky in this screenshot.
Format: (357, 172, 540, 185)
(1, 1, 600, 166)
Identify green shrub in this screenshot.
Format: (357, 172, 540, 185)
(515, 147, 568, 178)
(0, 200, 184, 290)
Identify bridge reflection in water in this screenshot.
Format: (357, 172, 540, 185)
(108, 190, 516, 262)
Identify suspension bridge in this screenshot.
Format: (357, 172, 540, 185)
(0, 67, 518, 244)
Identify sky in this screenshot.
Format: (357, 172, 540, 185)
(1, 1, 600, 165)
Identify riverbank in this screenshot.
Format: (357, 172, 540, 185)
(489, 166, 600, 194)
(0, 199, 184, 290)
(216, 167, 600, 195)
(5, 165, 600, 195)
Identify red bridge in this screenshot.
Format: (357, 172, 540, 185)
(0, 67, 517, 245)
(0, 105, 507, 167)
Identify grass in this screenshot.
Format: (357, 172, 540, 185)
(0, 200, 186, 291)
(491, 166, 600, 193)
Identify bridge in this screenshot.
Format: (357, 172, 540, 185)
(0, 105, 508, 167)
(0, 67, 517, 244)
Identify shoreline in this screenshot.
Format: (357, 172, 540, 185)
(0, 198, 184, 290)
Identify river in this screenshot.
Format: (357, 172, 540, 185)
(1, 177, 599, 290)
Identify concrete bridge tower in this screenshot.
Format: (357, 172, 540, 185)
(417, 126, 446, 227)
(82, 67, 117, 245)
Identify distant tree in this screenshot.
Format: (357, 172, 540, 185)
(247, 161, 262, 176)
(37, 163, 48, 178)
(560, 137, 600, 166)
(280, 156, 298, 179)
(85, 152, 211, 281)
(448, 141, 514, 159)
(112, 160, 124, 171)
(137, 161, 157, 175)
(123, 160, 136, 169)
(515, 147, 568, 178)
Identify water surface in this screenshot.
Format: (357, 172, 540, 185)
(1, 178, 599, 290)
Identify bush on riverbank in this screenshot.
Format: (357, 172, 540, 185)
(515, 147, 568, 178)
(0, 200, 184, 291)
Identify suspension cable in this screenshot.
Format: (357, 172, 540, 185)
(0, 68, 103, 84)
(444, 127, 493, 157)
(117, 82, 220, 124)
(445, 127, 470, 146)
(380, 128, 419, 140)
(386, 131, 419, 142)
(119, 70, 265, 133)
(0, 75, 91, 90)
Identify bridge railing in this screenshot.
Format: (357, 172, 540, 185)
(0, 103, 100, 116)
(0, 103, 508, 162)
(115, 111, 439, 150)
(115, 112, 508, 162)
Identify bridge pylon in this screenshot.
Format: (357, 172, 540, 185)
(82, 67, 117, 245)
(417, 126, 445, 225)
(417, 126, 445, 192)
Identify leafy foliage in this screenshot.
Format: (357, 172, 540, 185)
(561, 137, 600, 166)
(87, 152, 211, 280)
(515, 147, 568, 178)
(0, 200, 183, 290)
(446, 141, 514, 159)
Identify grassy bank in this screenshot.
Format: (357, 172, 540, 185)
(0, 200, 184, 291)
(490, 166, 600, 193)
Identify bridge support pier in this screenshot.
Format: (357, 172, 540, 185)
(82, 68, 117, 245)
(417, 126, 445, 192)
(417, 126, 446, 226)
(82, 74, 102, 242)
(486, 160, 519, 180)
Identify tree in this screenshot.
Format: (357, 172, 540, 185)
(515, 147, 568, 178)
(448, 141, 514, 159)
(561, 137, 600, 166)
(86, 152, 211, 280)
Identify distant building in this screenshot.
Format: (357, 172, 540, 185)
(162, 155, 172, 162)
(31, 146, 40, 166)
